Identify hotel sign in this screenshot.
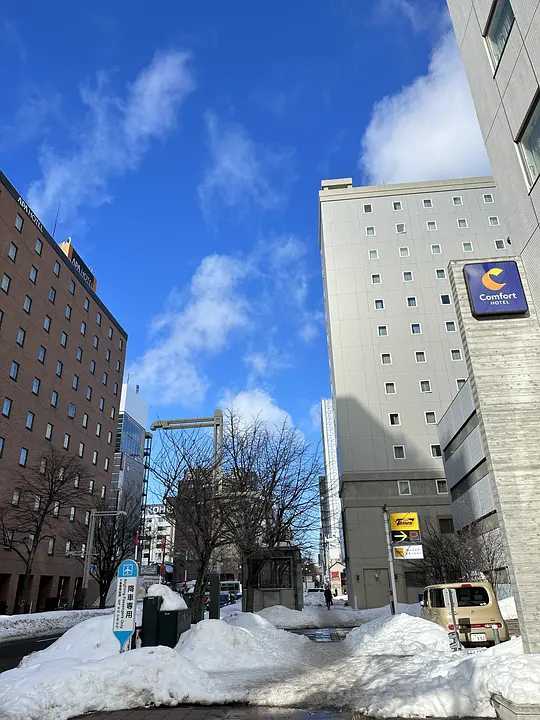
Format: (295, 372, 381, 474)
(464, 261, 528, 318)
(17, 195, 45, 235)
(69, 247, 95, 289)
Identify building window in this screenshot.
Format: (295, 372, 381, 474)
(100, 484, 106, 498)
(389, 412, 400, 426)
(83, 297, 90, 312)
(381, 353, 392, 365)
(407, 296, 417, 307)
(9, 361, 20, 381)
(15, 213, 25, 232)
(45, 423, 53, 440)
(399, 246, 410, 257)
(397, 480, 411, 496)
(19, 447, 28, 466)
(106, 349, 112, 363)
(78, 442, 85, 458)
(85, 511, 90, 526)
(53, 260, 60, 277)
(446, 321, 456, 332)
(48, 287, 56, 304)
(1, 273, 11, 294)
(104, 457, 110, 471)
(96, 422, 102, 437)
(43, 315, 51, 332)
(108, 327, 113, 340)
(25, 411, 34, 430)
(31, 377, 40, 395)
(415, 351, 426, 363)
(431, 444, 442, 458)
(60, 331, 68, 348)
(483, 193, 494, 203)
(35, 238, 43, 255)
(425, 411, 437, 424)
(68, 279, 76, 296)
(110, 406, 115, 420)
(440, 294, 451, 305)
(394, 446, 406, 461)
(374, 299, 384, 310)
(393, 200, 402, 211)
(65, 540, 71, 556)
(518, 96, 540, 186)
(436, 268, 446, 279)
(431, 244, 441, 255)
(92, 335, 99, 350)
(65, 305, 72, 321)
(8, 241, 18, 261)
(2, 397, 12, 417)
(485, 0, 515, 68)
(495, 239, 505, 250)
(426, 220, 437, 231)
(396, 222, 406, 234)
(463, 241, 473, 252)
(457, 378, 467, 390)
(457, 218, 468, 229)
(16, 327, 26, 347)
(107, 431, 112, 444)
(366, 226, 375, 237)
(81, 321, 87, 335)
(403, 271, 413, 282)
(76, 346, 83, 362)
(488, 216, 500, 226)
(47, 538, 55, 556)
(72, 374, 79, 391)
(67, 403, 76, 419)
(89, 479, 94, 494)
(102, 372, 108, 386)
(29, 265, 38, 284)
(436, 479, 448, 494)
(82, 413, 89, 428)
(63, 433, 70, 450)
(86, 386, 93, 401)
(420, 380, 432, 393)
(115, 359, 121, 371)
(56, 360, 63, 378)
(377, 325, 388, 337)
(53, 500, 60, 517)
(453, 196, 463, 206)
(363, 203, 373, 213)
(385, 382, 396, 394)
(11, 489, 20, 506)
(37, 345, 46, 364)
(371, 273, 381, 284)
(451, 349, 462, 361)
(51, 390, 59, 408)
(411, 322, 422, 335)
(90, 359, 96, 374)
(369, 249, 379, 260)
(0, 436, 5, 458)
(96, 312, 102, 326)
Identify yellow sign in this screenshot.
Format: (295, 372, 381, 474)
(390, 512, 420, 532)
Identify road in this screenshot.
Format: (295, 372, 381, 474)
(76, 707, 361, 719)
(0, 633, 62, 672)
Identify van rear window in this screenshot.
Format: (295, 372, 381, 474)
(456, 587, 489, 606)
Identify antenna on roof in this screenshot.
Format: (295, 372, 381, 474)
(52, 204, 61, 238)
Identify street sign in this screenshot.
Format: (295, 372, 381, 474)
(112, 559, 139, 652)
(391, 529, 421, 544)
(392, 544, 424, 560)
(390, 512, 420, 532)
(448, 631, 460, 651)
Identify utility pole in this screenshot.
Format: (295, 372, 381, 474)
(80, 509, 127, 608)
(382, 505, 398, 615)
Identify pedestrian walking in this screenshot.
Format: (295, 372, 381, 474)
(324, 584, 333, 610)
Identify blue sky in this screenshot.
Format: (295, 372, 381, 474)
(0, 0, 489, 439)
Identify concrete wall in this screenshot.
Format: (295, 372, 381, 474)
(449, 255, 540, 653)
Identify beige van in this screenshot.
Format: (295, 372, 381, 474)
(421, 581, 509, 646)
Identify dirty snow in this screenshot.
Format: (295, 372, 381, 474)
(0, 608, 112, 642)
(1, 608, 539, 720)
(146, 584, 187, 611)
(257, 601, 420, 629)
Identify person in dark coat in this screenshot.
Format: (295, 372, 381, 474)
(324, 585, 333, 610)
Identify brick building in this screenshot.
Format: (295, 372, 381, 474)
(0, 170, 127, 613)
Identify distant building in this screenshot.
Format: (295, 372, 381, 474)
(142, 504, 174, 567)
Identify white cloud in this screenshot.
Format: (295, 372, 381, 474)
(360, 32, 491, 185)
(198, 113, 287, 214)
(309, 402, 321, 431)
(27, 50, 194, 224)
(219, 388, 292, 428)
(129, 254, 249, 406)
(374, 0, 441, 33)
(244, 346, 290, 384)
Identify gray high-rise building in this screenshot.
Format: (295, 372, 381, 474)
(319, 175, 511, 609)
(447, 0, 540, 309)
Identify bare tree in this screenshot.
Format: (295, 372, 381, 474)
(0, 448, 93, 610)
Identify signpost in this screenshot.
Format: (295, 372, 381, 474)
(443, 587, 462, 652)
(392, 545, 424, 560)
(113, 559, 139, 652)
(389, 511, 423, 560)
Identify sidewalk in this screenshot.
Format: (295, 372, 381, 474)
(76, 707, 358, 719)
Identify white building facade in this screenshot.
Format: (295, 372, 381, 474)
(142, 504, 175, 567)
(320, 399, 343, 570)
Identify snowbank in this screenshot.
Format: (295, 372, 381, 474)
(257, 601, 420, 629)
(345, 613, 450, 655)
(499, 596, 517, 620)
(146, 584, 187, 611)
(303, 591, 326, 607)
(0, 608, 112, 642)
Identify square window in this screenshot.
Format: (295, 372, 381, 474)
(50, 390, 59, 408)
(375, 299, 384, 310)
(385, 382, 396, 394)
(423, 198, 433, 208)
(363, 203, 373, 213)
(415, 351, 426, 363)
(489, 216, 500, 226)
(37, 345, 46, 363)
(463, 241, 473, 252)
(431, 444, 442, 458)
(377, 325, 388, 337)
(9, 361, 19, 381)
(440, 294, 451, 305)
(485, 0, 515, 68)
(8, 242, 18, 261)
(396, 223, 406, 234)
(456, 378, 467, 390)
(369, 249, 378, 260)
(519, 95, 540, 186)
(451, 349, 462, 361)
(446, 321, 456, 332)
(403, 271, 413, 282)
(398, 480, 411, 494)
(436, 479, 448, 494)
(420, 380, 432, 393)
(393, 200, 402, 211)
(381, 353, 392, 365)
(35, 238, 43, 255)
(426, 220, 437, 231)
(23, 295, 32, 313)
(68, 403, 76, 419)
(394, 446, 406, 461)
(495, 239, 505, 249)
(457, 218, 468, 228)
(453, 196, 463, 206)
(32, 377, 40, 395)
(431, 244, 441, 255)
(411, 322, 422, 335)
(399, 246, 409, 257)
(15, 214, 24, 232)
(1, 273, 11, 294)
(29, 266, 38, 284)
(483, 193, 494, 204)
(407, 296, 417, 307)
(436, 268, 446, 279)
(371, 273, 381, 284)
(19, 447, 28, 466)
(389, 412, 400, 426)
(366, 226, 375, 237)
(425, 411, 437, 424)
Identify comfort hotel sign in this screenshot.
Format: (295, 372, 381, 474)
(464, 261, 528, 318)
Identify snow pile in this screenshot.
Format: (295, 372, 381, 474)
(257, 602, 420, 629)
(345, 613, 450, 655)
(303, 591, 326, 607)
(146, 584, 187, 611)
(0, 608, 112, 642)
(499, 596, 517, 620)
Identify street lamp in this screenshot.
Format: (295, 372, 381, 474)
(80, 509, 127, 608)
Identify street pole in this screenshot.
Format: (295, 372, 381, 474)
(80, 509, 127, 608)
(382, 505, 398, 615)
